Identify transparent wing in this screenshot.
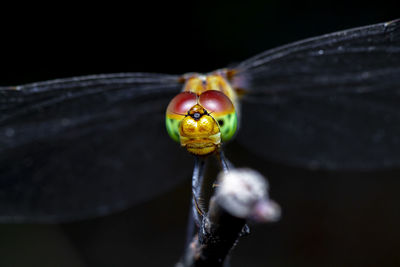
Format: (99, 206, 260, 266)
(233, 19, 400, 170)
(0, 73, 193, 223)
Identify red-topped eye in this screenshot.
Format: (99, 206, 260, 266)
(198, 90, 235, 115)
(166, 91, 197, 115)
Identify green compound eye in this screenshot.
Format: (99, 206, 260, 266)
(165, 117, 181, 143)
(215, 112, 238, 142)
(197, 90, 238, 143)
(165, 91, 197, 143)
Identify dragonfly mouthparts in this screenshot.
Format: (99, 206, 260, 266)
(180, 132, 221, 156)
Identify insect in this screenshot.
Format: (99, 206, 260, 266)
(0, 19, 399, 223)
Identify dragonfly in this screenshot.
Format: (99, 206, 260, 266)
(0, 19, 399, 223)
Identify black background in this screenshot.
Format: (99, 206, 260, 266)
(0, 1, 399, 267)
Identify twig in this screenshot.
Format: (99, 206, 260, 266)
(178, 168, 280, 267)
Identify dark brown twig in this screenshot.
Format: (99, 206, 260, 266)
(178, 169, 280, 267)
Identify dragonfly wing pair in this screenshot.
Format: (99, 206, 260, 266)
(0, 73, 192, 222)
(0, 20, 399, 222)
(235, 19, 400, 170)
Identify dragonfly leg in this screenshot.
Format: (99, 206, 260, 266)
(190, 156, 207, 228)
(213, 149, 235, 189)
(184, 203, 195, 249)
(217, 149, 233, 174)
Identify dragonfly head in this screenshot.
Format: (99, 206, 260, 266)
(166, 90, 238, 156)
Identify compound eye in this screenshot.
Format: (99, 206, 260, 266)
(199, 90, 237, 142)
(166, 92, 197, 116)
(166, 92, 197, 142)
(198, 90, 235, 116)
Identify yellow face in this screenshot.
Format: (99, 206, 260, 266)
(179, 104, 221, 155)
